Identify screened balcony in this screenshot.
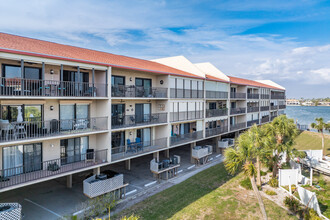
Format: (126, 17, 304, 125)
(247, 106, 259, 113)
(260, 106, 270, 111)
(205, 126, 228, 137)
(261, 116, 270, 123)
(205, 91, 228, 99)
(230, 92, 246, 99)
(0, 117, 108, 143)
(247, 93, 259, 99)
(0, 149, 108, 190)
(230, 107, 246, 115)
(170, 88, 204, 99)
(247, 119, 259, 127)
(230, 122, 246, 131)
(170, 110, 204, 122)
(206, 109, 228, 118)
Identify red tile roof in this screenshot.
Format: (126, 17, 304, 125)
(228, 76, 284, 90)
(0, 33, 202, 79)
(205, 74, 229, 83)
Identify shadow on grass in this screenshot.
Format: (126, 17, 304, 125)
(114, 163, 236, 220)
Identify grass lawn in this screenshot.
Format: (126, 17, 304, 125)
(293, 131, 330, 156)
(115, 163, 297, 220)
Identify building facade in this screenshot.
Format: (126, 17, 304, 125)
(0, 33, 286, 192)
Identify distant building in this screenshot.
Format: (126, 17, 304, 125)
(319, 101, 330, 106)
(301, 101, 314, 106)
(286, 99, 300, 106)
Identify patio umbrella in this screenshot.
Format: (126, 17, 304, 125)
(17, 106, 23, 122)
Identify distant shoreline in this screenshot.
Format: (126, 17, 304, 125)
(286, 105, 330, 107)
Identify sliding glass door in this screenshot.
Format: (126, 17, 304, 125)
(2, 143, 42, 176)
(60, 104, 89, 130)
(60, 136, 89, 165)
(137, 128, 151, 147)
(135, 103, 150, 123)
(111, 104, 125, 126)
(136, 78, 151, 97)
(60, 104, 75, 130)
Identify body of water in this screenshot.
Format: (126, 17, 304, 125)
(285, 106, 330, 126)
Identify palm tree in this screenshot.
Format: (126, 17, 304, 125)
(311, 118, 330, 158)
(225, 129, 268, 220)
(265, 115, 298, 176)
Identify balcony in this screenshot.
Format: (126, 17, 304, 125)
(206, 109, 228, 118)
(111, 113, 167, 129)
(260, 94, 270, 99)
(247, 119, 259, 127)
(279, 105, 286, 109)
(261, 116, 270, 123)
(205, 126, 228, 137)
(230, 122, 246, 131)
(170, 88, 204, 99)
(205, 91, 228, 99)
(260, 106, 270, 111)
(271, 94, 285, 99)
(0, 117, 108, 143)
(111, 138, 168, 162)
(271, 115, 277, 121)
(270, 105, 278, 110)
(0, 149, 108, 190)
(170, 130, 203, 146)
(230, 107, 246, 115)
(111, 85, 167, 98)
(170, 110, 204, 122)
(247, 93, 259, 99)
(230, 92, 246, 99)
(247, 106, 259, 113)
(0, 77, 107, 97)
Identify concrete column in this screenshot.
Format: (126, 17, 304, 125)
(66, 175, 72, 188)
(190, 142, 196, 164)
(214, 136, 221, 153)
(153, 151, 159, 162)
(235, 131, 239, 138)
(164, 149, 170, 158)
(125, 159, 131, 171)
(93, 167, 100, 175)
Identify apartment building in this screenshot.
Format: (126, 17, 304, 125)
(0, 33, 286, 193)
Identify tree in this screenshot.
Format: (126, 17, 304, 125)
(311, 118, 330, 158)
(225, 128, 268, 220)
(264, 115, 298, 176)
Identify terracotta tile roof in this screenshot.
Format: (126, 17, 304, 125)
(0, 32, 202, 79)
(205, 74, 229, 83)
(229, 76, 284, 90)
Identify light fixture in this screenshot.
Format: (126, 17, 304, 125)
(129, 132, 132, 135)
(50, 106, 54, 111)
(50, 144, 54, 148)
(50, 69, 54, 74)
(160, 80, 164, 85)
(130, 77, 132, 81)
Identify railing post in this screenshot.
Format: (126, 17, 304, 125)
(60, 65, 64, 96)
(21, 59, 24, 96)
(42, 62, 45, 96)
(92, 68, 95, 97)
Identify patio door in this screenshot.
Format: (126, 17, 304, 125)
(23, 143, 42, 173)
(60, 104, 75, 130)
(135, 78, 151, 97)
(60, 137, 88, 165)
(137, 128, 151, 147)
(111, 104, 125, 127)
(2, 145, 23, 176)
(135, 103, 150, 123)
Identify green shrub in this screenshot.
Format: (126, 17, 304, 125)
(305, 208, 322, 220)
(240, 177, 252, 190)
(260, 170, 267, 176)
(281, 162, 291, 169)
(269, 178, 279, 188)
(265, 190, 277, 196)
(284, 196, 300, 213)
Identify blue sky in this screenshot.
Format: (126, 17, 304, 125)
(0, 0, 329, 98)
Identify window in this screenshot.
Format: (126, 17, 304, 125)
(209, 102, 216, 110)
(24, 67, 41, 80)
(2, 65, 41, 79)
(60, 104, 89, 130)
(112, 131, 125, 148)
(1, 104, 43, 122)
(111, 75, 125, 86)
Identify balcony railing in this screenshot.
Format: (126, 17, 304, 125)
(0, 77, 107, 97)
(170, 88, 204, 99)
(261, 116, 270, 123)
(170, 110, 204, 122)
(205, 126, 228, 137)
(247, 93, 259, 99)
(247, 106, 259, 113)
(260, 94, 270, 99)
(260, 106, 270, 111)
(230, 122, 246, 131)
(111, 113, 167, 129)
(270, 105, 278, 110)
(205, 91, 228, 99)
(170, 130, 203, 146)
(111, 85, 167, 98)
(0, 117, 108, 143)
(230, 92, 246, 99)
(206, 109, 228, 118)
(271, 94, 285, 99)
(247, 119, 259, 127)
(279, 105, 286, 109)
(271, 115, 277, 121)
(111, 138, 168, 162)
(230, 107, 246, 115)
(0, 149, 108, 190)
